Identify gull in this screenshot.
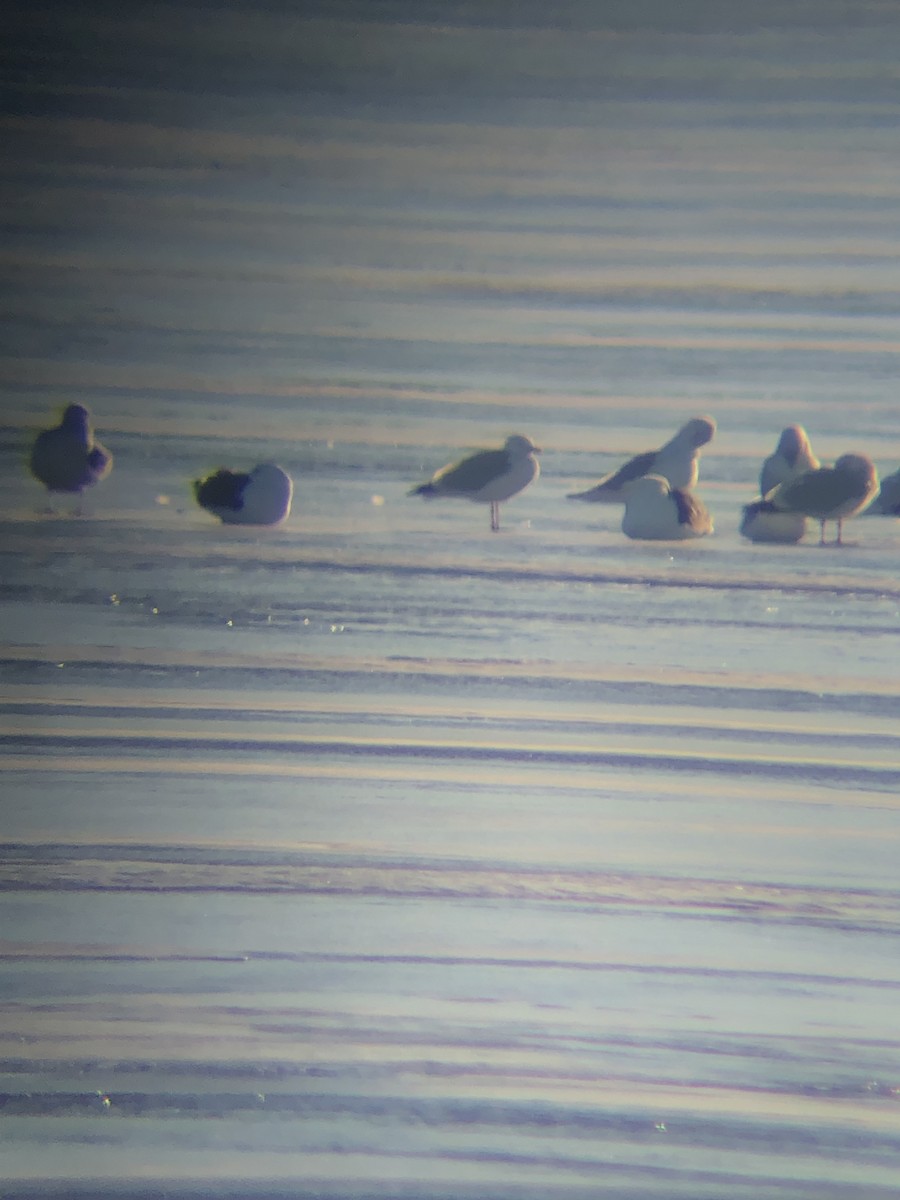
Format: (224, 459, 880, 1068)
(29, 404, 113, 495)
(741, 424, 820, 543)
(193, 463, 293, 526)
(863, 467, 900, 516)
(759, 424, 820, 494)
(409, 434, 541, 532)
(568, 416, 715, 503)
(761, 453, 879, 545)
(739, 502, 808, 545)
(621, 475, 713, 541)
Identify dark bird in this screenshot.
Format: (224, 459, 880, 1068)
(29, 404, 113, 495)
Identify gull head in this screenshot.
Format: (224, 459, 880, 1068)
(61, 404, 92, 440)
(504, 434, 541, 458)
(777, 424, 809, 467)
(834, 453, 877, 488)
(683, 416, 716, 448)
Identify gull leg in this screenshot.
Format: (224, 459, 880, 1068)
(490, 501, 500, 532)
(819, 519, 827, 546)
(835, 518, 844, 546)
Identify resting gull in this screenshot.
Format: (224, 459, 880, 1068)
(759, 424, 820, 495)
(29, 404, 113, 495)
(739, 425, 820, 543)
(621, 475, 713, 541)
(568, 416, 716, 503)
(762, 453, 879, 545)
(193, 463, 293, 526)
(409, 434, 540, 532)
(739, 502, 808, 545)
(862, 467, 900, 516)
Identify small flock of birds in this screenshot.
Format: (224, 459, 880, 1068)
(28, 404, 294, 526)
(738, 426, 883, 546)
(410, 416, 890, 545)
(27, 404, 897, 543)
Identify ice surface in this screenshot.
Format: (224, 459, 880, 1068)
(3, 4, 900, 1196)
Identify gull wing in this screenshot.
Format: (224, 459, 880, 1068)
(672, 487, 711, 532)
(568, 449, 658, 500)
(597, 449, 657, 490)
(87, 441, 113, 478)
(428, 448, 509, 495)
(773, 468, 843, 517)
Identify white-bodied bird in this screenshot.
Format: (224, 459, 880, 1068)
(409, 434, 541, 532)
(193, 463, 293, 526)
(568, 416, 715, 503)
(741, 424, 820, 543)
(739, 502, 808, 545)
(29, 404, 113, 495)
(759, 424, 820, 495)
(621, 475, 713, 541)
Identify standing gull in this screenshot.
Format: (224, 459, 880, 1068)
(621, 475, 713, 541)
(761, 453, 879, 545)
(759, 424, 820, 494)
(29, 404, 113, 495)
(193, 463, 293, 526)
(409, 434, 540, 532)
(568, 416, 716, 503)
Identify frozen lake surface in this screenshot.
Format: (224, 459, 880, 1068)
(2, 3, 900, 1196)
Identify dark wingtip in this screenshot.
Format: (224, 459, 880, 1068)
(742, 498, 778, 517)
